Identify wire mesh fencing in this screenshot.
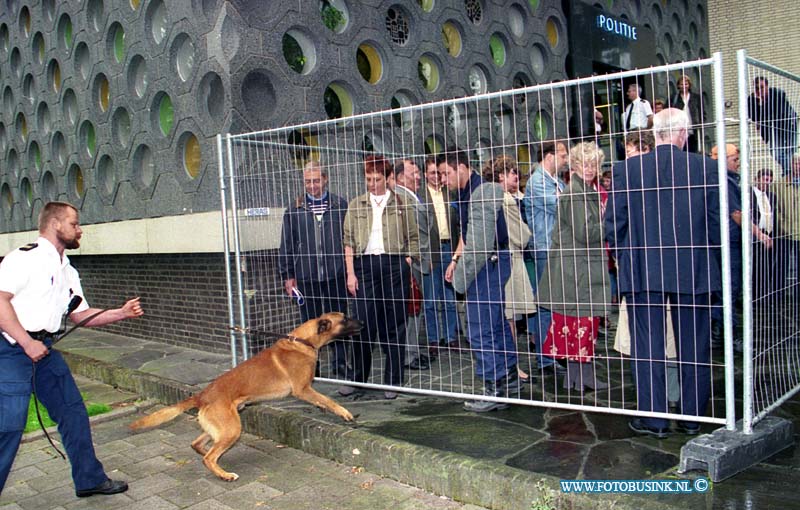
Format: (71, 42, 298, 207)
(219, 55, 734, 426)
(738, 50, 800, 432)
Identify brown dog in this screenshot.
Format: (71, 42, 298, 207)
(129, 312, 362, 481)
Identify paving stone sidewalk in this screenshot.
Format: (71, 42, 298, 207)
(1, 405, 488, 510)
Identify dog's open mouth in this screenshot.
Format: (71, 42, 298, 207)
(338, 318, 363, 337)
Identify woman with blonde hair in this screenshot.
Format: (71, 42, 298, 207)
(482, 155, 537, 381)
(537, 142, 610, 392)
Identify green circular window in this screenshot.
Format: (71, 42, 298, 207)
(323, 82, 353, 119)
(58, 14, 73, 50)
(356, 43, 382, 84)
(442, 22, 462, 57)
(157, 94, 174, 135)
(80, 120, 97, 157)
(424, 136, 442, 155)
(282, 30, 315, 75)
(418, 54, 440, 92)
(111, 23, 125, 63)
(417, 0, 434, 11)
(182, 133, 202, 179)
(533, 111, 549, 140)
(489, 33, 506, 67)
(528, 0, 539, 10)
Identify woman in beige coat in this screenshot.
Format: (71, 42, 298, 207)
(483, 155, 537, 380)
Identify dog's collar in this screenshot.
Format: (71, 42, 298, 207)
(230, 327, 317, 351)
(285, 334, 317, 351)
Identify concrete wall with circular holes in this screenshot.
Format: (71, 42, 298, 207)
(0, 0, 709, 232)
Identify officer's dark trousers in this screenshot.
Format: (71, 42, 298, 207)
(0, 338, 107, 494)
(627, 292, 712, 430)
(351, 255, 408, 386)
(465, 251, 517, 383)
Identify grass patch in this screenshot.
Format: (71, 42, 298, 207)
(25, 396, 112, 433)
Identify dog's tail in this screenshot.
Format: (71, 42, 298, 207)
(129, 396, 199, 431)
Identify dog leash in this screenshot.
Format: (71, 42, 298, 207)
(230, 326, 318, 351)
(31, 302, 111, 460)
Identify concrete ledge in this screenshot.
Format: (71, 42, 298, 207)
(679, 417, 794, 482)
(62, 350, 679, 510)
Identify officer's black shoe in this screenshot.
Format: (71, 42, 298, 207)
(76, 479, 128, 497)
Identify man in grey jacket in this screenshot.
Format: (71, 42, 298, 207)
(439, 149, 519, 412)
(393, 159, 439, 370)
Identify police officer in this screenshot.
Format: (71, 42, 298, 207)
(0, 202, 144, 496)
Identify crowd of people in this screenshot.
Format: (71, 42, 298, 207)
(277, 76, 800, 436)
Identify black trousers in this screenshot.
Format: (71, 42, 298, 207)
(351, 255, 408, 386)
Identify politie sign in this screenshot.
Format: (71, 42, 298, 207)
(596, 14, 638, 41)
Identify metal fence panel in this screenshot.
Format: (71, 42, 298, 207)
(219, 56, 732, 426)
(738, 50, 800, 433)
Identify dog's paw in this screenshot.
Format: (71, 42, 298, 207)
(341, 410, 354, 421)
(220, 472, 239, 482)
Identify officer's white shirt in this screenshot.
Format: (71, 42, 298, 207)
(622, 97, 653, 131)
(0, 237, 90, 342)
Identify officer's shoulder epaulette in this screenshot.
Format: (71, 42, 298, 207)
(19, 242, 38, 251)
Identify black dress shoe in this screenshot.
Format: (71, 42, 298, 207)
(408, 355, 430, 370)
(628, 418, 670, 439)
(674, 421, 701, 435)
(76, 479, 128, 497)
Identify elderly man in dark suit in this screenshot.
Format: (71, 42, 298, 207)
(604, 108, 721, 438)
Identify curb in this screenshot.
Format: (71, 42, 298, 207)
(61, 351, 679, 510)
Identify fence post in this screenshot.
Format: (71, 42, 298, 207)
(217, 134, 239, 368)
(713, 51, 736, 432)
(226, 134, 250, 362)
(737, 48, 755, 435)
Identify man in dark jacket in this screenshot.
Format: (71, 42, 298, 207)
(278, 160, 349, 376)
(605, 108, 721, 438)
(748, 76, 798, 174)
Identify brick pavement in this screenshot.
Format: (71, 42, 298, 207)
(0, 408, 488, 510)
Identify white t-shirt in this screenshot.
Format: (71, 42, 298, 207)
(0, 237, 90, 342)
(364, 191, 390, 255)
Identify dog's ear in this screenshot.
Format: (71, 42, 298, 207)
(317, 319, 332, 334)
